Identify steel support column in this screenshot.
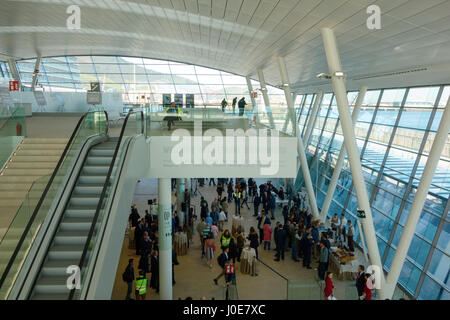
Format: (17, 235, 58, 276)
(277, 56, 319, 218)
(158, 178, 173, 300)
(257, 69, 275, 128)
(322, 28, 386, 297)
(385, 96, 450, 299)
(304, 91, 324, 144)
(277, 57, 297, 135)
(246, 76, 259, 123)
(31, 55, 41, 91)
(7, 59, 20, 84)
(320, 86, 367, 221)
(176, 178, 185, 227)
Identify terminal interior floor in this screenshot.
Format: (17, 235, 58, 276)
(110, 179, 407, 300)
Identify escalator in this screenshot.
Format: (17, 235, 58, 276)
(30, 139, 118, 300)
(0, 110, 146, 300)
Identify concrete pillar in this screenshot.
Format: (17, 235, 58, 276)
(304, 91, 324, 144)
(176, 178, 185, 227)
(385, 96, 450, 299)
(158, 178, 173, 300)
(257, 68, 275, 128)
(320, 86, 367, 221)
(322, 27, 385, 298)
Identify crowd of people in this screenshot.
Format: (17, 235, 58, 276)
(124, 177, 376, 300)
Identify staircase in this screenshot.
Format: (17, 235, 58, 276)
(0, 138, 68, 240)
(30, 138, 117, 300)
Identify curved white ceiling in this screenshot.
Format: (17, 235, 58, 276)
(1, 0, 450, 92)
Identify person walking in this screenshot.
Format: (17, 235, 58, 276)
(263, 222, 272, 250)
(232, 97, 237, 114)
(233, 187, 241, 216)
(238, 97, 247, 116)
(253, 192, 261, 217)
(205, 233, 216, 268)
(347, 220, 355, 252)
(236, 230, 245, 262)
(213, 247, 229, 285)
(197, 218, 207, 258)
(247, 227, 260, 260)
(291, 228, 301, 262)
(257, 211, 266, 245)
(220, 197, 229, 221)
(123, 258, 135, 300)
(220, 229, 232, 251)
(221, 98, 228, 112)
(150, 250, 160, 293)
(218, 208, 227, 232)
(134, 270, 147, 300)
(324, 272, 335, 300)
(318, 241, 329, 280)
(274, 223, 287, 261)
(240, 188, 250, 210)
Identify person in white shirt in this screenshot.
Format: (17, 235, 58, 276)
(339, 213, 347, 244)
(218, 210, 227, 232)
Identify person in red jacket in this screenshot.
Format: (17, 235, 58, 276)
(361, 273, 373, 300)
(324, 272, 335, 300)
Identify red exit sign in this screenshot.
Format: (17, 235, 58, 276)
(9, 81, 19, 91)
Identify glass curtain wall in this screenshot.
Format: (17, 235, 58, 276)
(296, 85, 449, 300)
(14, 56, 286, 109)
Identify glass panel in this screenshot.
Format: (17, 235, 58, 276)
(398, 260, 421, 294)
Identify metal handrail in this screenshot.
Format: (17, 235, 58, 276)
(68, 110, 143, 299)
(0, 111, 108, 292)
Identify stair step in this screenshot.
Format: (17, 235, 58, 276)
(33, 276, 73, 294)
(41, 259, 81, 276)
(7, 162, 57, 169)
(73, 185, 103, 195)
(18, 144, 66, 150)
(31, 293, 70, 300)
(54, 230, 88, 245)
(0, 182, 35, 191)
(89, 149, 114, 157)
(2, 169, 54, 176)
(0, 176, 43, 183)
(78, 176, 108, 184)
(16, 150, 63, 156)
(23, 138, 68, 144)
(82, 166, 109, 175)
(69, 195, 101, 207)
(12, 155, 60, 162)
(85, 156, 112, 166)
(64, 207, 96, 219)
(48, 245, 83, 260)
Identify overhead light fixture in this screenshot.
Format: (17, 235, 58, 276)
(334, 71, 345, 78)
(283, 83, 289, 87)
(316, 73, 331, 79)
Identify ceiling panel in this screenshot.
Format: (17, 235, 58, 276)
(0, 0, 449, 91)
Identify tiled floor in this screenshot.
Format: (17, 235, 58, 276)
(110, 179, 358, 300)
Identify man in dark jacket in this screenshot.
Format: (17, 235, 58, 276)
(150, 250, 160, 293)
(356, 265, 366, 299)
(232, 97, 237, 114)
(253, 193, 261, 217)
(274, 224, 287, 261)
(214, 247, 229, 285)
(238, 97, 247, 116)
(123, 258, 135, 300)
(257, 211, 266, 245)
(302, 229, 313, 269)
(129, 205, 140, 227)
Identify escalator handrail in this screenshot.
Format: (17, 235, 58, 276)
(68, 110, 143, 300)
(0, 110, 109, 291)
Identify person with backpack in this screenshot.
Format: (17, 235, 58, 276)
(122, 258, 135, 300)
(213, 247, 229, 285)
(134, 270, 147, 300)
(238, 97, 247, 116)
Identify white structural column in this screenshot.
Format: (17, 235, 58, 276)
(320, 86, 368, 221)
(158, 178, 173, 300)
(31, 55, 41, 91)
(176, 178, 185, 226)
(257, 68, 275, 128)
(7, 59, 20, 83)
(246, 76, 259, 122)
(278, 57, 297, 134)
(384, 96, 450, 299)
(303, 91, 324, 144)
(321, 27, 386, 297)
(277, 56, 319, 219)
